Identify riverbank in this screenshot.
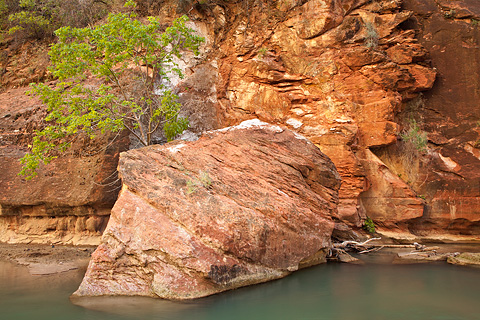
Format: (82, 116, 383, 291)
(1, 241, 480, 276)
(0, 243, 95, 275)
(334, 240, 480, 266)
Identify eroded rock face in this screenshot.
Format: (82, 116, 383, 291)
(196, 0, 436, 229)
(73, 120, 340, 299)
(176, 0, 479, 240)
(375, 0, 480, 239)
(2, 0, 479, 244)
(0, 87, 129, 245)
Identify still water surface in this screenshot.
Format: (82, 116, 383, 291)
(1, 260, 479, 320)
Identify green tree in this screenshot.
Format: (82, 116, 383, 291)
(20, 0, 204, 179)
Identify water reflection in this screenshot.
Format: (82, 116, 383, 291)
(1, 260, 480, 320)
(72, 296, 198, 319)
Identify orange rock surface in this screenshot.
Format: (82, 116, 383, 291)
(0, 87, 129, 244)
(74, 120, 340, 299)
(194, 0, 437, 231)
(2, 0, 480, 243)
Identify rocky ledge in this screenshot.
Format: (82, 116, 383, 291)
(447, 252, 480, 268)
(73, 120, 341, 300)
(0, 88, 130, 245)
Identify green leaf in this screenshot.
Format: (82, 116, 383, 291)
(20, 3, 204, 179)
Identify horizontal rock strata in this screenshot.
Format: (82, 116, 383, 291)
(0, 87, 129, 245)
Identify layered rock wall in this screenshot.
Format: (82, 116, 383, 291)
(393, 0, 480, 238)
(0, 87, 129, 244)
(175, 0, 479, 240)
(176, 0, 435, 233)
(2, 0, 480, 243)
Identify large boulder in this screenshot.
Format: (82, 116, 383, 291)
(73, 119, 341, 300)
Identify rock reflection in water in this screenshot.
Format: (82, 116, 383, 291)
(71, 296, 198, 319)
(2, 260, 480, 320)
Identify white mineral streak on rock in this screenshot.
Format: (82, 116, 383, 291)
(292, 131, 309, 142)
(333, 118, 352, 123)
(286, 118, 303, 129)
(438, 153, 460, 171)
(216, 119, 284, 133)
(291, 108, 305, 115)
(166, 143, 186, 153)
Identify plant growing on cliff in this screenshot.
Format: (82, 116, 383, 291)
(257, 47, 268, 58)
(184, 170, 212, 195)
(364, 22, 379, 49)
(401, 119, 428, 153)
(362, 217, 376, 234)
(199, 170, 212, 188)
(19, 0, 204, 179)
(5, 0, 109, 40)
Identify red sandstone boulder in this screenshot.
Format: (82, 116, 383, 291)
(73, 119, 341, 299)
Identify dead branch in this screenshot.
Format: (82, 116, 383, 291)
(334, 237, 382, 249)
(359, 246, 385, 254)
(333, 238, 439, 254)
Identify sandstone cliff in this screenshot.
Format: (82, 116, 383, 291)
(0, 87, 129, 244)
(176, 0, 479, 241)
(1, 0, 480, 242)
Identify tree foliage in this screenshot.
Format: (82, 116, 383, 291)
(20, 0, 204, 179)
(4, 0, 109, 40)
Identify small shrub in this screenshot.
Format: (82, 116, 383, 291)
(8, 1, 53, 39)
(364, 22, 379, 49)
(257, 47, 268, 58)
(0, 0, 8, 24)
(186, 179, 197, 194)
(6, 0, 109, 41)
(401, 119, 428, 153)
(199, 170, 212, 188)
(185, 171, 212, 194)
(363, 217, 376, 234)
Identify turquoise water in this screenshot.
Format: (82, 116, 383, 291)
(1, 261, 479, 320)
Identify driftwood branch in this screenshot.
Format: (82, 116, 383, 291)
(334, 237, 381, 249)
(359, 246, 384, 254)
(333, 238, 437, 254)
